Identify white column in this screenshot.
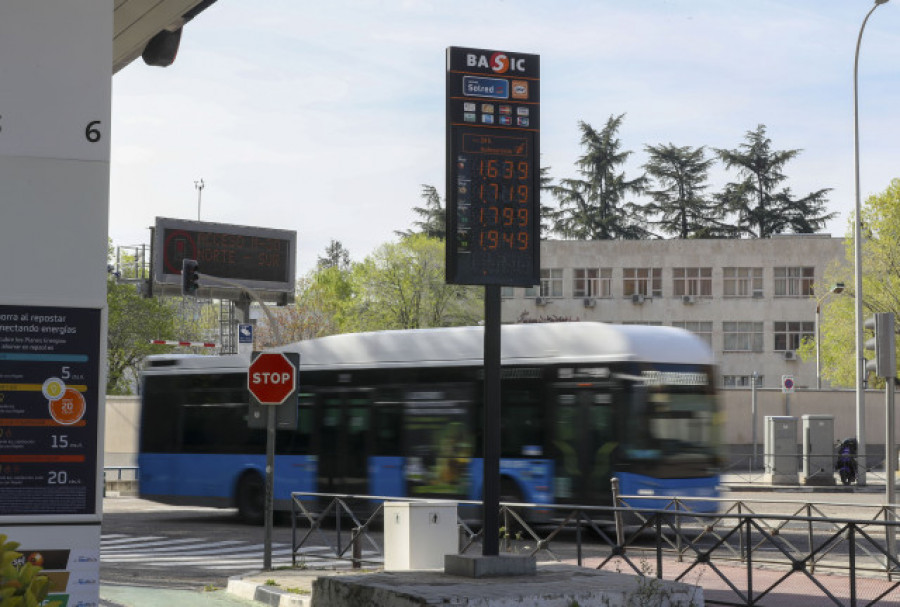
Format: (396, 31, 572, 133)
(0, 2, 111, 606)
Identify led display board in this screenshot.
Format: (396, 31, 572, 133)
(152, 217, 296, 302)
(446, 47, 540, 286)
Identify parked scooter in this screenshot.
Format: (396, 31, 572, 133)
(835, 437, 858, 486)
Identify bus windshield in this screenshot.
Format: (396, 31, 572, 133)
(623, 385, 720, 464)
(644, 392, 718, 456)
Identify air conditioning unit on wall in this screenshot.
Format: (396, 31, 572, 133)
(631, 293, 645, 305)
(583, 298, 595, 308)
(682, 295, 696, 304)
(783, 350, 797, 361)
(535, 297, 547, 306)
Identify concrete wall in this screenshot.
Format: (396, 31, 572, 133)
(721, 388, 898, 465)
(104, 395, 140, 468)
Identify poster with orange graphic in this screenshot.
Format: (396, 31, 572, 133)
(0, 304, 101, 517)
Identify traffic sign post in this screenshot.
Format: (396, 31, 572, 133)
(248, 351, 299, 570)
(781, 375, 794, 416)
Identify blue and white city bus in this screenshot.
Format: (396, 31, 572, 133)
(138, 322, 721, 522)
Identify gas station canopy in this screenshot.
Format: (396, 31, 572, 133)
(114, 0, 217, 72)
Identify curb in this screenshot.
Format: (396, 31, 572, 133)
(722, 482, 886, 493)
(226, 575, 310, 607)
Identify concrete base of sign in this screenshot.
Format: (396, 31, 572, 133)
(308, 564, 704, 606)
(444, 554, 536, 578)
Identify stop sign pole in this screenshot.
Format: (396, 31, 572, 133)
(248, 351, 299, 570)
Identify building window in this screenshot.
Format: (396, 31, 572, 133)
(774, 321, 814, 351)
(623, 268, 662, 298)
(622, 321, 664, 326)
(672, 321, 713, 347)
(723, 375, 764, 389)
(573, 268, 612, 298)
(524, 285, 538, 297)
(540, 268, 563, 298)
(723, 321, 764, 352)
(774, 267, 815, 297)
(500, 286, 516, 298)
(673, 267, 712, 297)
(724, 267, 763, 297)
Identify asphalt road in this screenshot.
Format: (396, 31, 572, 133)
(100, 486, 895, 590)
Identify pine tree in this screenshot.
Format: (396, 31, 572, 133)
(550, 116, 650, 239)
(715, 125, 834, 237)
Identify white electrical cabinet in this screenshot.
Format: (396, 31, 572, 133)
(384, 501, 458, 571)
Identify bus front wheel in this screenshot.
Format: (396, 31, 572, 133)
(236, 471, 265, 525)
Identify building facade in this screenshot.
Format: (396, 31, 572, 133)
(499, 235, 847, 390)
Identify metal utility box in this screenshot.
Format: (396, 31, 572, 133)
(802, 414, 835, 486)
(384, 501, 458, 571)
(764, 416, 798, 485)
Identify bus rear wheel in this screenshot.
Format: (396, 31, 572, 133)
(236, 471, 265, 525)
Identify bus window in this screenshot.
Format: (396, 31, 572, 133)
(373, 403, 402, 456)
(501, 386, 544, 457)
(279, 393, 313, 455)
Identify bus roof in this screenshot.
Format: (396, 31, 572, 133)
(143, 322, 715, 374)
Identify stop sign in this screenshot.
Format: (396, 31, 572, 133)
(248, 352, 297, 404)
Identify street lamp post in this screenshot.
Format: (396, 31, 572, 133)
(194, 178, 205, 221)
(815, 282, 845, 390)
(853, 0, 889, 487)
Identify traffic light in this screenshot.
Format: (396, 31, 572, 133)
(864, 312, 896, 378)
(181, 258, 200, 296)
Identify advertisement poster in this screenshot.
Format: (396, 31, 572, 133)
(0, 524, 100, 607)
(0, 305, 101, 517)
(404, 388, 474, 496)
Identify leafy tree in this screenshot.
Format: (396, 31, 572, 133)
(549, 115, 650, 240)
(345, 234, 482, 331)
(106, 278, 178, 394)
(797, 179, 900, 387)
(257, 245, 354, 346)
(643, 143, 725, 238)
(715, 124, 834, 238)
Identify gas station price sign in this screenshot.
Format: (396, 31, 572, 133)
(446, 46, 540, 286)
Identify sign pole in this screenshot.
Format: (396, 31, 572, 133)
(444, 46, 539, 572)
(264, 404, 276, 570)
(247, 351, 299, 570)
(483, 285, 501, 556)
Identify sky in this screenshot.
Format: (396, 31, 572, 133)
(109, 0, 900, 277)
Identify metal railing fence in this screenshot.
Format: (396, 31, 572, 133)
(289, 490, 900, 606)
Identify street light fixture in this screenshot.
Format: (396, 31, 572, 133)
(815, 282, 845, 390)
(194, 178, 205, 221)
(853, 0, 889, 486)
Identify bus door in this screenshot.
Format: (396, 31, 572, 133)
(316, 389, 372, 497)
(551, 384, 618, 504)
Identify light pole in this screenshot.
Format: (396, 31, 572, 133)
(853, 0, 889, 487)
(815, 282, 845, 390)
(194, 178, 205, 221)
